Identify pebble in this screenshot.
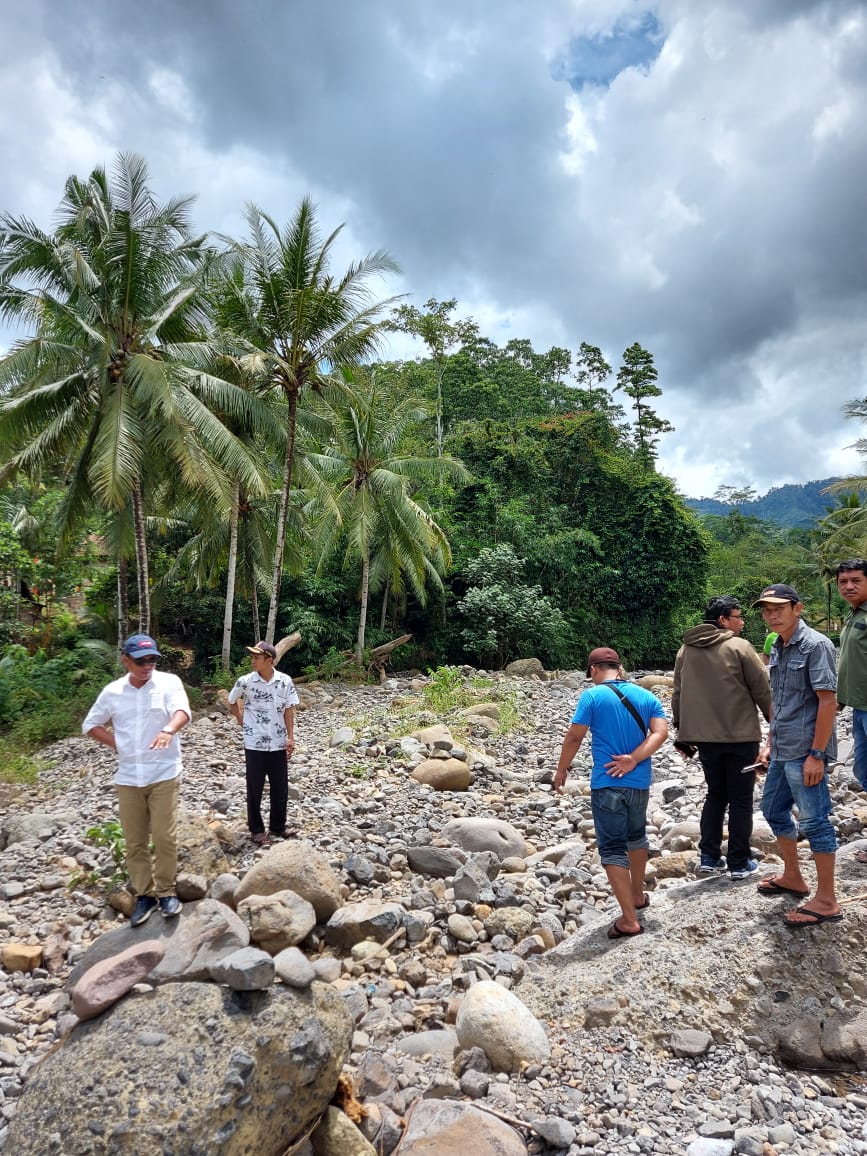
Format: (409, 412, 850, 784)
(0, 670, 865, 1155)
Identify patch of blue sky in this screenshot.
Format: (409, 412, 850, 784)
(553, 10, 664, 91)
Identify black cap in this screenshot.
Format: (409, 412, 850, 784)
(752, 584, 801, 607)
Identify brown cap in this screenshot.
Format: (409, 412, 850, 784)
(246, 640, 277, 658)
(586, 646, 621, 676)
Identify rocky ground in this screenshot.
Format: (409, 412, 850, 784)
(1, 667, 867, 1155)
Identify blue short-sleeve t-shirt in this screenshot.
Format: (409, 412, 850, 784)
(572, 681, 666, 789)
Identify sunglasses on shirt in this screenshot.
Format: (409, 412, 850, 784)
(132, 657, 159, 666)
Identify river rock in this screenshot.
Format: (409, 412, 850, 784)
(6, 980, 353, 1155)
(237, 890, 317, 953)
(323, 900, 405, 948)
(504, 658, 544, 677)
(71, 939, 165, 1020)
(311, 1106, 377, 1155)
(455, 980, 550, 1071)
(399, 1099, 527, 1154)
(234, 839, 342, 920)
(411, 758, 471, 791)
(67, 899, 249, 986)
(175, 812, 229, 883)
(441, 817, 528, 859)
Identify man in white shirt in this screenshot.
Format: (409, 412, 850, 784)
(228, 640, 299, 846)
(82, 634, 190, 926)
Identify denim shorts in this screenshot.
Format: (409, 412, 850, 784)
(760, 758, 837, 855)
(591, 786, 650, 869)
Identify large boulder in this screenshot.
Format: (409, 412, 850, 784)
(504, 658, 544, 677)
(455, 980, 551, 1072)
(67, 899, 249, 987)
(235, 840, 342, 921)
(441, 817, 528, 860)
(6, 981, 352, 1156)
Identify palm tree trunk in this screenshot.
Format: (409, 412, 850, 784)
(266, 388, 298, 643)
(131, 482, 150, 634)
(379, 585, 388, 631)
(221, 482, 240, 670)
(117, 555, 129, 647)
(356, 548, 370, 666)
(252, 582, 261, 642)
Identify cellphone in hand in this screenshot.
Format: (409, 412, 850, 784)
(740, 761, 765, 774)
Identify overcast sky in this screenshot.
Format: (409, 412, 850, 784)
(2, 0, 866, 498)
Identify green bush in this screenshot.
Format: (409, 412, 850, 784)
(457, 545, 572, 668)
(0, 642, 116, 758)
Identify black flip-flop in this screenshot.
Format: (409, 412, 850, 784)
(784, 906, 843, 929)
(634, 893, 650, 911)
(757, 878, 810, 899)
(607, 920, 644, 940)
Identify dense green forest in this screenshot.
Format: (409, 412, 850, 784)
(686, 479, 843, 527)
(1, 154, 865, 767)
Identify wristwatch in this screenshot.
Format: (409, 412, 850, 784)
(809, 748, 826, 759)
(161, 729, 175, 736)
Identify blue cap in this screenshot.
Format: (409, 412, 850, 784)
(122, 634, 162, 658)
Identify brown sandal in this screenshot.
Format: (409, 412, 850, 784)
(251, 832, 270, 846)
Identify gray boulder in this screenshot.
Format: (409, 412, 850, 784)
(407, 845, 464, 878)
(441, 817, 528, 859)
(6, 980, 352, 1155)
(67, 899, 249, 987)
(504, 658, 544, 677)
(324, 900, 405, 949)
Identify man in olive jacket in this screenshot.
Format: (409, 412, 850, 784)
(672, 595, 771, 878)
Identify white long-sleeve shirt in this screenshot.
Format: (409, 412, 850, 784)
(82, 670, 190, 786)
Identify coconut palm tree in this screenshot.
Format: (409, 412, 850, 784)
(305, 374, 468, 664)
(0, 152, 270, 638)
(214, 199, 401, 643)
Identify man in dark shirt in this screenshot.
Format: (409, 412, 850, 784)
(835, 558, 867, 863)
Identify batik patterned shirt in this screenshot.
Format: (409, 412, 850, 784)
(227, 670, 299, 751)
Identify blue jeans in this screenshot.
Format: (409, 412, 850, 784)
(853, 708, 867, 791)
(760, 758, 837, 854)
(591, 787, 650, 869)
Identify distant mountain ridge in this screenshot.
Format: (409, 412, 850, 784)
(686, 477, 847, 528)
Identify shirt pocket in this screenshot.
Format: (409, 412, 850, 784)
(782, 654, 808, 694)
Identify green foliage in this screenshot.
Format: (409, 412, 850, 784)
(0, 643, 115, 752)
(85, 820, 127, 884)
(422, 665, 472, 712)
(303, 646, 350, 682)
(0, 748, 40, 785)
(457, 545, 571, 669)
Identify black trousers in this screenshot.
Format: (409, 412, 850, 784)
(244, 748, 288, 836)
(697, 741, 759, 869)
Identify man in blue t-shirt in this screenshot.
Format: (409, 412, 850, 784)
(554, 647, 668, 941)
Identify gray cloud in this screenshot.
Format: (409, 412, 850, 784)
(2, 0, 866, 497)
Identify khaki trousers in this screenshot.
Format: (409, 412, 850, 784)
(115, 776, 180, 898)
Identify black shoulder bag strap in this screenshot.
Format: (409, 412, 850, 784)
(603, 682, 648, 739)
